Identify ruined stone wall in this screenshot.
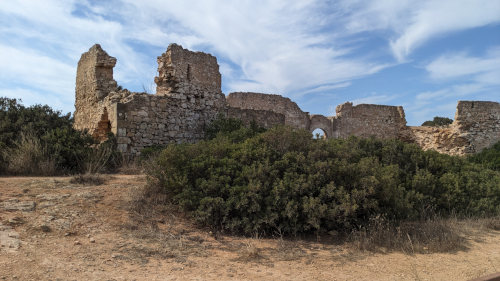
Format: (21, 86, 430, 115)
(226, 107, 285, 129)
(226, 92, 310, 130)
(74, 44, 117, 134)
(332, 102, 407, 139)
(408, 101, 500, 155)
(155, 44, 221, 96)
(454, 101, 500, 152)
(75, 43, 499, 157)
(75, 44, 226, 155)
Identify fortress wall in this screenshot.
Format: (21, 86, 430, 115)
(333, 102, 407, 139)
(226, 107, 285, 129)
(74, 44, 499, 157)
(454, 101, 500, 152)
(226, 92, 310, 130)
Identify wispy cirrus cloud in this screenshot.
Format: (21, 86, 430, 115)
(339, 0, 500, 62)
(0, 0, 498, 120)
(426, 46, 500, 85)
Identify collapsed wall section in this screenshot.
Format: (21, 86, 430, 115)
(332, 102, 407, 139)
(226, 92, 310, 129)
(408, 101, 500, 155)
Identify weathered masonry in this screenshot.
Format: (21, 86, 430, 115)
(74, 44, 500, 156)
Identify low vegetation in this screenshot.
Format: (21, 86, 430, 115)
(2, 98, 499, 251)
(146, 116, 500, 237)
(469, 141, 500, 171)
(0, 97, 118, 175)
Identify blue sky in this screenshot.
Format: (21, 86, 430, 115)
(1, 0, 499, 125)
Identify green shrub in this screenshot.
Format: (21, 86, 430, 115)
(468, 141, 500, 171)
(148, 125, 500, 236)
(421, 116, 453, 127)
(0, 97, 118, 175)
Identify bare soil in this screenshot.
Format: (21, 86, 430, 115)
(1, 175, 499, 281)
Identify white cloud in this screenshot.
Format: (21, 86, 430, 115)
(352, 94, 397, 105)
(0, 44, 74, 95)
(416, 83, 487, 102)
(405, 83, 494, 125)
(1, 0, 393, 109)
(426, 47, 500, 84)
(0, 88, 74, 114)
(390, 0, 500, 62)
(338, 0, 500, 62)
(0, 0, 498, 117)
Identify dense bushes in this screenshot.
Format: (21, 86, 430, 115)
(0, 97, 117, 175)
(469, 141, 500, 171)
(148, 120, 500, 236)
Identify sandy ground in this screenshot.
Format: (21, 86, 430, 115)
(0, 175, 499, 281)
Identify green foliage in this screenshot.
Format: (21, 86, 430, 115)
(468, 141, 500, 171)
(148, 126, 500, 236)
(421, 116, 453, 127)
(204, 114, 266, 141)
(0, 97, 117, 175)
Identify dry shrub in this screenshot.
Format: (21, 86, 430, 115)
(235, 240, 264, 262)
(484, 217, 500, 230)
(4, 132, 57, 175)
(81, 143, 116, 174)
(274, 238, 307, 261)
(115, 154, 143, 174)
(350, 216, 467, 254)
(70, 173, 105, 185)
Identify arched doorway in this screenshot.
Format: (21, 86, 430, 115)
(312, 128, 327, 139)
(309, 114, 332, 139)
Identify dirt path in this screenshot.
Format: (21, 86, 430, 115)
(1, 175, 499, 280)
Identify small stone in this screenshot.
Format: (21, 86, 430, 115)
(89, 237, 95, 243)
(74, 240, 81, 245)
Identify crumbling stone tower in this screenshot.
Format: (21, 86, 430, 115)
(74, 44, 117, 138)
(74, 44, 226, 155)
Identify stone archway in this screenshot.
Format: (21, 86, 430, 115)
(312, 128, 327, 139)
(309, 114, 333, 139)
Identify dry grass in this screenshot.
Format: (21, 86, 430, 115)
(70, 173, 106, 185)
(346, 216, 500, 254)
(4, 132, 57, 176)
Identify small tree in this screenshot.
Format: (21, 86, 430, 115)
(421, 116, 453, 127)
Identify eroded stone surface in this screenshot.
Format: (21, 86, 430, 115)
(0, 223, 21, 252)
(0, 199, 36, 212)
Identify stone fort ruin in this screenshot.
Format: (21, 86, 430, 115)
(74, 44, 500, 156)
